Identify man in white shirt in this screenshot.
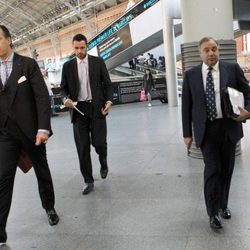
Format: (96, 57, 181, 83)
(61, 34, 113, 195)
(182, 37, 250, 229)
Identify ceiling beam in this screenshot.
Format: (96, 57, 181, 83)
(0, 0, 53, 35)
(1, 0, 124, 48)
(62, 1, 97, 37)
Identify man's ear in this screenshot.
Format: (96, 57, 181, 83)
(7, 37, 12, 48)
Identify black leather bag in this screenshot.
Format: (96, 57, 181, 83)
(17, 150, 32, 173)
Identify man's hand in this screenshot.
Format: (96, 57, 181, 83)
(101, 101, 112, 116)
(184, 137, 192, 149)
(35, 132, 49, 146)
(233, 107, 250, 122)
(64, 98, 74, 109)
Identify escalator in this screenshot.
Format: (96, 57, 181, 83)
(85, 0, 248, 104)
(87, 0, 182, 70)
(87, 0, 245, 71)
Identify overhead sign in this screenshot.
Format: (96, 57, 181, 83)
(97, 25, 132, 60)
(88, 0, 160, 53)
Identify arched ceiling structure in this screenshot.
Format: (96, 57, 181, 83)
(0, 0, 127, 47)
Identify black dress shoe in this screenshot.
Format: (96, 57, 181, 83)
(100, 167, 108, 179)
(46, 208, 59, 226)
(210, 215, 222, 229)
(99, 157, 109, 179)
(219, 208, 231, 219)
(0, 229, 7, 243)
(82, 183, 94, 195)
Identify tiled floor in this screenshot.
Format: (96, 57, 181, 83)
(2, 100, 250, 250)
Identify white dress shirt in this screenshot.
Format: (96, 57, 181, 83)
(76, 55, 92, 101)
(202, 62, 223, 119)
(0, 52, 14, 86)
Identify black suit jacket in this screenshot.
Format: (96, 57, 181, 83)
(182, 60, 250, 147)
(1, 53, 52, 142)
(60, 55, 113, 122)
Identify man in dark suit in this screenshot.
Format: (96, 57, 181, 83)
(182, 37, 250, 229)
(0, 25, 59, 244)
(60, 34, 113, 195)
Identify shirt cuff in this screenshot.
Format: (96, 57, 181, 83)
(106, 100, 113, 105)
(63, 97, 68, 105)
(38, 129, 50, 135)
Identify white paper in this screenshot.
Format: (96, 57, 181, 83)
(227, 87, 244, 115)
(60, 102, 84, 116)
(73, 106, 85, 116)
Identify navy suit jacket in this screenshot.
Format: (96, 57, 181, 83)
(60, 55, 113, 122)
(182, 60, 250, 147)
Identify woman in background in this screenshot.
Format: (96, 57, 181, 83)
(142, 68, 155, 107)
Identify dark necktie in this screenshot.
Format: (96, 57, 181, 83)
(205, 67, 217, 121)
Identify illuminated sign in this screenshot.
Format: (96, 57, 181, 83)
(88, 0, 160, 52)
(143, 0, 158, 9)
(97, 25, 132, 60)
(88, 15, 133, 50)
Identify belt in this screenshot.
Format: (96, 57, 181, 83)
(207, 118, 224, 124)
(78, 100, 92, 104)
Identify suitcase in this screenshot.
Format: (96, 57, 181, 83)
(159, 91, 168, 103)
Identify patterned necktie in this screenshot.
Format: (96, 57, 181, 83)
(205, 67, 217, 121)
(0, 61, 8, 86)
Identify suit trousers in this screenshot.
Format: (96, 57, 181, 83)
(73, 102, 107, 184)
(200, 119, 236, 217)
(0, 118, 55, 230)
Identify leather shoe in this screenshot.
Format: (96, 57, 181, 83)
(46, 208, 59, 226)
(0, 229, 7, 243)
(209, 215, 222, 229)
(82, 183, 94, 195)
(99, 157, 109, 179)
(219, 208, 231, 219)
(100, 167, 108, 179)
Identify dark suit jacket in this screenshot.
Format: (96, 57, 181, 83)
(60, 55, 113, 122)
(182, 60, 250, 147)
(1, 53, 52, 142)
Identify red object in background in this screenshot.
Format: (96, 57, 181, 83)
(140, 89, 147, 101)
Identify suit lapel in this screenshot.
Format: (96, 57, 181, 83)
(72, 58, 80, 100)
(7, 53, 23, 105)
(88, 55, 93, 83)
(219, 61, 228, 90)
(194, 64, 205, 96)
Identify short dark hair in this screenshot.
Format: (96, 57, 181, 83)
(72, 34, 87, 44)
(199, 37, 218, 48)
(0, 25, 13, 48)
